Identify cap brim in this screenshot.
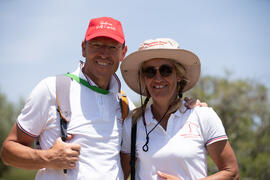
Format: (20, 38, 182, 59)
(85, 32, 125, 44)
(120, 48, 201, 96)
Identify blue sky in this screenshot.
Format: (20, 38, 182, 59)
(0, 0, 269, 104)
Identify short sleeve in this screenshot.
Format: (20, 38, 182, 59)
(121, 115, 133, 154)
(17, 77, 55, 137)
(195, 107, 228, 146)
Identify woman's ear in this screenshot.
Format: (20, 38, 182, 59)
(177, 76, 182, 82)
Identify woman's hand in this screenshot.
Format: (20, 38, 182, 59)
(184, 97, 208, 109)
(157, 171, 183, 180)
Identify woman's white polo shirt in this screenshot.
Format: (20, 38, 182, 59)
(121, 106, 228, 180)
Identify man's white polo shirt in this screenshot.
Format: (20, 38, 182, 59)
(121, 106, 228, 180)
(17, 63, 134, 180)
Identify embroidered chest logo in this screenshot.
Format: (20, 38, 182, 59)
(180, 121, 201, 138)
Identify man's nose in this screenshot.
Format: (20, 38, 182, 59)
(98, 46, 111, 57)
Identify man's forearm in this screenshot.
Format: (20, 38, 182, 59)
(1, 124, 80, 170)
(1, 140, 50, 169)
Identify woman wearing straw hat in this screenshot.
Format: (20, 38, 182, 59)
(120, 38, 239, 180)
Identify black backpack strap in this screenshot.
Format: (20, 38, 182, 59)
(56, 74, 72, 141)
(130, 116, 137, 180)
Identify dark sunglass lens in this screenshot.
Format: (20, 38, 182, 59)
(160, 65, 173, 77)
(143, 67, 156, 78)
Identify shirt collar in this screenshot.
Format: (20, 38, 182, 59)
(143, 106, 154, 125)
(143, 103, 186, 125)
(78, 61, 121, 94)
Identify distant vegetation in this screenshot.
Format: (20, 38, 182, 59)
(186, 75, 270, 179)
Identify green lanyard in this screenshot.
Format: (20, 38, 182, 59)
(65, 73, 109, 95)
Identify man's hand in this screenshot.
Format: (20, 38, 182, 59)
(45, 137, 81, 169)
(157, 171, 183, 180)
(184, 97, 208, 109)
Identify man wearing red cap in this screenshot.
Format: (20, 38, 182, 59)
(1, 17, 134, 180)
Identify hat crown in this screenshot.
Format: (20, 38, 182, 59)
(138, 38, 179, 51)
(85, 17, 125, 44)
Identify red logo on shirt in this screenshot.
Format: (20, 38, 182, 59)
(180, 121, 200, 138)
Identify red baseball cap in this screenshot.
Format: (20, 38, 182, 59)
(84, 17, 125, 44)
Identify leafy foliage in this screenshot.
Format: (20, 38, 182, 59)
(0, 89, 28, 179)
(0, 89, 15, 177)
(186, 75, 270, 179)
(1, 167, 36, 180)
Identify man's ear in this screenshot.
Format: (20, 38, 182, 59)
(120, 45, 128, 62)
(81, 40, 86, 58)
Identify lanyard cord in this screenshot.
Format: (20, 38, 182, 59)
(65, 73, 109, 95)
(142, 104, 171, 152)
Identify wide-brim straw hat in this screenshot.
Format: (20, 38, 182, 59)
(120, 38, 201, 96)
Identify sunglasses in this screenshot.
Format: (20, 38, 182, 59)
(142, 64, 174, 78)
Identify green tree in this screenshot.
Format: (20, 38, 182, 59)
(0, 88, 16, 177)
(187, 75, 270, 180)
(0, 89, 36, 180)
